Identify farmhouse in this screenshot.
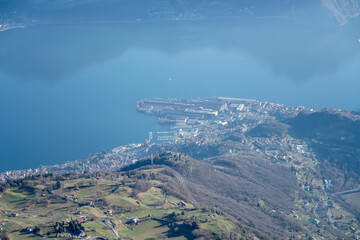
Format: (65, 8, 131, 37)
(76, 217, 84, 224)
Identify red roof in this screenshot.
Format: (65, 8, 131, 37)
(76, 217, 84, 224)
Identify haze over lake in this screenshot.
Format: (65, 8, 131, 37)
(1, 21, 360, 172)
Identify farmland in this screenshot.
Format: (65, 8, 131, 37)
(0, 169, 237, 240)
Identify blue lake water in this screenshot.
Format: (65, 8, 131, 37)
(1, 22, 360, 171)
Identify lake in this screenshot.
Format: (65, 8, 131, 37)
(1, 21, 360, 171)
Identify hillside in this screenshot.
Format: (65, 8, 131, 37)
(1, 148, 352, 240)
(1, 99, 360, 239)
(283, 110, 360, 190)
(0, 168, 239, 240)
(245, 109, 360, 191)
(247, 121, 290, 138)
(122, 151, 301, 239)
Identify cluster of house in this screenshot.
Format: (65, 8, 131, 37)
(0, 168, 46, 182)
(63, 194, 78, 202)
(0, 141, 152, 183)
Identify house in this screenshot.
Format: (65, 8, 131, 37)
(312, 219, 320, 225)
(126, 217, 139, 225)
(11, 213, 18, 217)
(76, 217, 84, 224)
(105, 210, 113, 215)
(78, 230, 85, 237)
(178, 201, 187, 208)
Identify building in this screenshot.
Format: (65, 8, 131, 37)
(126, 217, 139, 225)
(76, 217, 84, 224)
(178, 201, 187, 208)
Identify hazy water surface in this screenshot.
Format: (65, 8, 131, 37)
(1, 22, 360, 171)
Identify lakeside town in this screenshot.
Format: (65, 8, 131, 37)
(137, 97, 306, 143)
(1, 96, 358, 184)
(0, 97, 306, 181)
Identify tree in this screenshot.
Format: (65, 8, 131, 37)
(34, 226, 42, 235)
(55, 180, 61, 189)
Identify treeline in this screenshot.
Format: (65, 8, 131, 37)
(53, 220, 84, 234)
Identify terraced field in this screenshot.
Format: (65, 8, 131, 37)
(0, 169, 237, 240)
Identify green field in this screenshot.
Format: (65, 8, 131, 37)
(0, 169, 235, 240)
(0, 188, 34, 210)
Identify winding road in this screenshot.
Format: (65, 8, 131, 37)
(96, 220, 119, 240)
(323, 186, 337, 229)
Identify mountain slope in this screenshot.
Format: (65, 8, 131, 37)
(247, 109, 360, 190)
(0, 167, 239, 240)
(122, 151, 302, 239)
(283, 110, 360, 190)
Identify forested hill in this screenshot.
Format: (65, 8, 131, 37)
(247, 109, 360, 190)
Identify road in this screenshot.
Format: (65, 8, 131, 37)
(96, 220, 119, 240)
(323, 186, 337, 229)
(313, 203, 319, 219)
(331, 188, 360, 196)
